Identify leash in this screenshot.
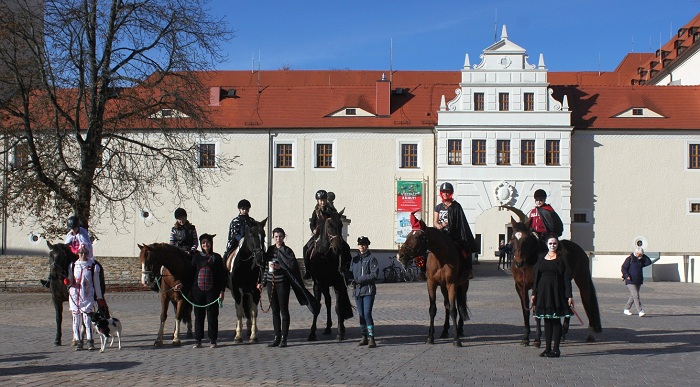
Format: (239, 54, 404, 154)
(178, 290, 223, 309)
(570, 305, 584, 325)
(258, 268, 273, 313)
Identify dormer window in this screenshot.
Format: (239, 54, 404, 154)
(632, 109, 643, 116)
(345, 108, 356, 115)
(678, 28, 688, 38)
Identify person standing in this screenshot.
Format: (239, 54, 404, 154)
(224, 199, 257, 262)
(498, 240, 507, 270)
(350, 236, 379, 348)
(526, 189, 563, 252)
(259, 228, 319, 348)
(531, 235, 573, 358)
(41, 215, 94, 288)
(621, 247, 653, 317)
(169, 208, 198, 255)
(68, 243, 104, 351)
(190, 234, 227, 348)
(433, 182, 476, 280)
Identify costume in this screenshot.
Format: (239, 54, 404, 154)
(224, 214, 257, 259)
(303, 204, 338, 274)
(350, 249, 379, 341)
(434, 200, 476, 275)
(532, 251, 573, 357)
(169, 222, 198, 253)
(621, 253, 652, 314)
(65, 227, 93, 257)
(68, 258, 103, 345)
(527, 204, 564, 237)
(191, 250, 227, 345)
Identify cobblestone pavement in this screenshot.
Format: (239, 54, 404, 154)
(1, 262, 698, 386)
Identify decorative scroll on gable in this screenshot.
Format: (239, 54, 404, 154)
(446, 89, 462, 111)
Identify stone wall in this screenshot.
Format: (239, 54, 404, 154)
(0, 255, 142, 286)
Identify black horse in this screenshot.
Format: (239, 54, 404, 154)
(306, 210, 353, 341)
(226, 218, 267, 343)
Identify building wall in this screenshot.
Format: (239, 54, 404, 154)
(654, 48, 700, 86)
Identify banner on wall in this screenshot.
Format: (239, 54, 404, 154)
(395, 180, 423, 244)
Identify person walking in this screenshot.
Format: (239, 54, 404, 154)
(531, 235, 573, 358)
(190, 234, 227, 348)
(350, 236, 379, 348)
(621, 247, 653, 317)
(68, 243, 104, 351)
(498, 240, 507, 270)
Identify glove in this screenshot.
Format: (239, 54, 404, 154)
(63, 278, 70, 285)
(97, 299, 107, 308)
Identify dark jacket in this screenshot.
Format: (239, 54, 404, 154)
(224, 215, 257, 258)
(191, 251, 227, 294)
(309, 205, 337, 233)
(263, 244, 320, 315)
(532, 252, 573, 301)
(436, 200, 477, 253)
(535, 205, 564, 237)
(169, 222, 198, 252)
(621, 253, 652, 285)
(349, 250, 379, 297)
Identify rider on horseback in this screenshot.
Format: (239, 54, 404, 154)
(41, 215, 94, 288)
(525, 189, 564, 253)
(433, 182, 476, 281)
(303, 190, 338, 279)
(223, 199, 258, 261)
(169, 208, 198, 255)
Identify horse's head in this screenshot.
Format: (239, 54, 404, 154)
(46, 242, 76, 282)
(138, 243, 162, 287)
(241, 218, 267, 266)
(324, 209, 345, 254)
(509, 217, 538, 268)
(397, 229, 427, 267)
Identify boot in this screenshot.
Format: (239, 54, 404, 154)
(87, 339, 95, 351)
(75, 340, 84, 351)
(279, 336, 287, 348)
(368, 336, 377, 348)
(71, 338, 78, 346)
(358, 334, 368, 347)
(268, 335, 281, 347)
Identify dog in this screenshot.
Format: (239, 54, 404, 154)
(91, 310, 122, 353)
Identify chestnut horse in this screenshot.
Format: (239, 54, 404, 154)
(307, 209, 353, 341)
(226, 218, 267, 343)
(397, 226, 469, 347)
(509, 218, 602, 346)
(139, 243, 194, 346)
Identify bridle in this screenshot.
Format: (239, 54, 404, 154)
(399, 230, 426, 262)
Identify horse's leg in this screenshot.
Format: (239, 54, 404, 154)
(308, 282, 322, 341)
(172, 300, 183, 346)
(448, 284, 462, 347)
(456, 283, 468, 338)
(323, 287, 333, 335)
(249, 294, 259, 343)
(439, 286, 450, 339)
(426, 280, 438, 344)
(154, 293, 167, 346)
(333, 286, 345, 341)
(573, 269, 602, 342)
(54, 300, 63, 346)
(234, 299, 244, 343)
(516, 283, 531, 346)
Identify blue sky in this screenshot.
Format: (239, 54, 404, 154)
(210, 1, 700, 72)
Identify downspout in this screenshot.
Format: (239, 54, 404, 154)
(2, 136, 7, 255)
(267, 129, 277, 246)
(432, 126, 438, 219)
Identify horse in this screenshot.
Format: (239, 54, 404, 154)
(46, 242, 78, 346)
(226, 218, 267, 344)
(138, 243, 194, 346)
(306, 209, 353, 341)
(397, 226, 469, 347)
(509, 218, 602, 346)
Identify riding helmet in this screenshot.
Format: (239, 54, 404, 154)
(439, 182, 454, 193)
(199, 233, 216, 243)
(315, 190, 328, 200)
(357, 236, 371, 246)
(534, 189, 547, 200)
(237, 199, 251, 209)
(66, 216, 80, 229)
(174, 207, 187, 219)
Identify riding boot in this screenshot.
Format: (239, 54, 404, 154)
(268, 335, 281, 347)
(87, 339, 95, 351)
(75, 340, 84, 351)
(358, 334, 368, 346)
(367, 326, 377, 348)
(279, 336, 287, 348)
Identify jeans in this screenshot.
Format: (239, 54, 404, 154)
(355, 294, 375, 329)
(625, 283, 643, 312)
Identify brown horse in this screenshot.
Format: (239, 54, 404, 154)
(139, 243, 194, 346)
(509, 218, 602, 345)
(397, 226, 469, 347)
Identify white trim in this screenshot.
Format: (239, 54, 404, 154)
(312, 139, 337, 170)
(396, 140, 422, 171)
(273, 139, 297, 170)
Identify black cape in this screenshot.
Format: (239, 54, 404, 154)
(271, 245, 321, 315)
(537, 206, 564, 237)
(446, 200, 477, 253)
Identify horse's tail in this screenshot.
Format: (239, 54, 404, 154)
(565, 240, 603, 334)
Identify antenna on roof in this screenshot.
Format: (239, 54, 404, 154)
(631, 35, 634, 53)
(390, 38, 393, 83)
(598, 53, 601, 76)
(252, 51, 255, 73)
(494, 9, 498, 42)
(257, 50, 261, 94)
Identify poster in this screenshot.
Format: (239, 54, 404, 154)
(395, 212, 413, 244)
(395, 180, 423, 244)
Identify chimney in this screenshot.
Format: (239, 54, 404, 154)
(209, 87, 221, 106)
(376, 74, 390, 117)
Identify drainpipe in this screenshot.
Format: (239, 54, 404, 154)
(432, 126, 438, 217)
(1, 136, 7, 255)
(267, 130, 278, 245)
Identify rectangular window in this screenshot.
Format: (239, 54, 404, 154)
(690, 144, 700, 169)
(521, 140, 535, 165)
(316, 143, 334, 168)
(499, 93, 509, 111)
(472, 139, 486, 165)
(497, 140, 510, 165)
(401, 143, 418, 169)
(275, 143, 293, 168)
(474, 93, 484, 111)
(546, 140, 560, 166)
(198, 143, 216, 168)
(524, 93, 534, 111)
(447, 139, 462, 165)
(632, 108, 643, 116)
(345, 108, 356, 115)
(12, 143, 30, 169)
(573, 213, 588, 223)
(691, 203, 700, 213)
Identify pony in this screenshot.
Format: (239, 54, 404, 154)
(306, 209, 353, 341)
(226, 218, 267, 343)
(509, 218, 602, 346)
(397, 225, 469, 347)
(138, 243, 194, 346)
(46, 242, 78, 346)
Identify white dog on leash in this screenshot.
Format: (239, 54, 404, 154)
(91, 313, 122, 353)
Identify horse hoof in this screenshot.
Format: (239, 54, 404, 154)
(172, 340, 181, 346)
(308, 334, 317, 342)
(520, 339, 529, 346)
(153, 341, 163, 347)
(54, 340, 61, 346)
(561, 335, 567, 342)
(426, 337, 434, 345)
(323, 327, 332, 335)
(249, 337, 259, 344)
(586, 335, 596, 343)
(439, 331, 449, 339)
(234, 337, 243, 344)
(335, 334, 345, 342)
(533, 340, 541, 348)
(453, 340, 462, 347)
(186, 332, 193, 339)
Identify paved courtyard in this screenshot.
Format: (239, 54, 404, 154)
(0, 263, 698, 386)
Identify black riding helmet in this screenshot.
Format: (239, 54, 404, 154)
(315, 190, 328, 200)
(357, 236, 371, 246)
(439, 182, 454, 193)
(534, 189, 547, 200)
(237, 199, 251, 210)
(174, 207, 187, 219)
(66, 216, 80, 229)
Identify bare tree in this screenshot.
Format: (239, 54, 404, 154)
(0, 0, 236, 238)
